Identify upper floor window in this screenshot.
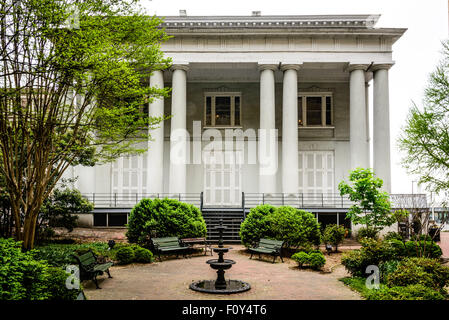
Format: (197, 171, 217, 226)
(298, 93, 333, 127)
(204, 92, 242, 127)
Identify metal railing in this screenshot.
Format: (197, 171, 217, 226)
(82, 193, 202, 208)
(82, 192, 428, 210)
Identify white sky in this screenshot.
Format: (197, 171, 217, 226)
(141, 0, 449, 194)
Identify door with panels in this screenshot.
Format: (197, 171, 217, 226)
(298, 151, 335, 207)
(111, 154, 148, 206)
(203, 150, 242, 207)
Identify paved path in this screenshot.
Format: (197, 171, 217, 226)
(84, 246, 360, 300)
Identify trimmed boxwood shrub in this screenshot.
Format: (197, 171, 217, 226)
(239, 204, 276, 247)
(126, 198, 207, 246)
(291, 250, 326, 270)
(46, 267, 82, 300)
(134, 247, 153, 263)
(266, 206, 321, 248)
(115, 246, 135, 265)
(383, 231, 403, 241)
(356, 227, 379, 240)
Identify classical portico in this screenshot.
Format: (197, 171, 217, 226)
(74, 13, 405, 213)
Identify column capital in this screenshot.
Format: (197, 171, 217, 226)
(280, 63, 302, 72)
(171, 63, 190, 72)
(258, 63, 278, 71)
(370, 63, 394, 72)
(347, 64, 370, 72)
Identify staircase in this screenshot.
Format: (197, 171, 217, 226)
(201, 208, 246, 243)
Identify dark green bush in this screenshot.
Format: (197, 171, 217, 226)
(367, 284, 446, 300)
(291, 251, 326, 270)
(386, 258, 449, 291)
(405, 241, 442, 259)
(46, 267, 82, 300)
(356, 227, 379, 240)
(410, 234, 433, 242)
(134, 247, 153, 263)
(115, 246, 135, 265)
(126, 198, 207, 247)
(322, 224, 346, 251)
(383, 231, 403, 241)
(379, 260, 401, 283)
(291, 252, 309, 268)
(239, 204, 276, 247)
(266, 206, 321, 248)
(308, 252, 326, 270)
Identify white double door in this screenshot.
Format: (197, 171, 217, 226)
(203, 150, 242, 206)
(298, 151, 334, 194)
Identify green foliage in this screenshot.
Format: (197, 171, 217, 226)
(115, 246, 135, 265)
(379, 260, 401, 283)
(383, 231, 404, 241)
(134, 247, 153, 263)
(338, 168, 394, 231)
(46, 267, 82, 301)
(386, 258, 449, 291)
(38, 188, 94, 239)
(405, 241, 442, 259)
(266, 207, 321, 248)
(239, 204, 276, 247)
(126, 198, 207, 247)
(341, 277, 446, 300)
(367, 284, 446, 300)
(291, 252, 309, 267)
(356, 227, 379, 240)
(398, 41, 449, 197)
(322, 224, 346, 251)
(291, 251, 326, 270)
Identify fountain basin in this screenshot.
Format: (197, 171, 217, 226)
(190, 280, 251, 294)
(206, 259, 235, 270)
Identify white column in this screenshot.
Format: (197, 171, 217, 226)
(372, 64, 393, 192)
(147, 70, 165, 193)
(169, 64, 189, 194)
(281, 64, 300, 194)
(349, 64, 369, 170)
(258, 64, 278, 194)
(365, 82, 371, 167)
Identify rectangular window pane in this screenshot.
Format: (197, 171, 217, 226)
(326, 96, 332, 125)
(234, 96, 240, 126)
(215, 96, 231, 126)
(306, 97, 322, 125)
(298, 97, 303, 126)
(206, 96, 212, 126)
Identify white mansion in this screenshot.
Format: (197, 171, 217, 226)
(72, 13, 408, 230)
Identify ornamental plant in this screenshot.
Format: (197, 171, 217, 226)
(322, 224, 346, 251)
(126, 198, 207, 247)
(338, 168, 395, 233)
(239, 204, 276, 247)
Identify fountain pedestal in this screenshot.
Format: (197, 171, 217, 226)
(189, 220, 251, 294)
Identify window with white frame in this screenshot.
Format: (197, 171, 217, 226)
(298, 93, 333, 127)
(298, 151, 334, 194)
(204, 92, 242, 127)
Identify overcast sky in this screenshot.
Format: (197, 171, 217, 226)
(141, 0, 448, 194)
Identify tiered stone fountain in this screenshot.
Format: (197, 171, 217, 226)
(189, 219, 251, 294)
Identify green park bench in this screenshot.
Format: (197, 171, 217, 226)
(72, 250, 113, 289)
(151, 237, 190, 261)
(249, 238, 284, 263)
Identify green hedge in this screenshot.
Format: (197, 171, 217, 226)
(240, 205, 321, 248)
(292, 251, 326, 270)
(126, 198, 207, 246)
(0, 238, 82, 300)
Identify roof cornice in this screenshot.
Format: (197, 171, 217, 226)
(159, 14, 382, 29)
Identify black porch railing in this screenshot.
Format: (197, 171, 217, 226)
(82, 192, 429, 210)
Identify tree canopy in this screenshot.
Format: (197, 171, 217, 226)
(0, 0, 172, 248)
(399, 41, 449, 201)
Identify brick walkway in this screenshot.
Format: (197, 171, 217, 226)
(83, 246, 360, 300)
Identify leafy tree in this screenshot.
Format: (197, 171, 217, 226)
(37, 188, 94, 241)
(398, 41, 449, 200)
(322, 224, 346, 252)
(0, 0, 171, 249)
(338, 168, 395, 234)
